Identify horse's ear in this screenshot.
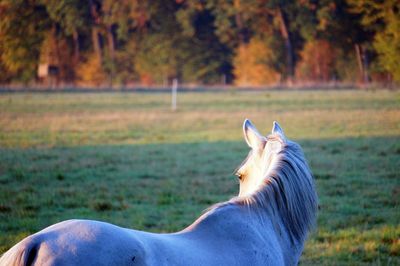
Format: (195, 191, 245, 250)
(243, 119, 264, 149)
(272, 121, 286, 141)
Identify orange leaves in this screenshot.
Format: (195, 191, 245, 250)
(76, 53, 107, 86)
(233, 38, 280, 86)
(296, 40, 337, 82)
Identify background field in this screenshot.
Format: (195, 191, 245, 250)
(0, 90, 399, 264)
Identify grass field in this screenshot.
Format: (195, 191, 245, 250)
(0, 90, 399, 264)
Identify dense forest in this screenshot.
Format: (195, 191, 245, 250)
(0, 0, 399, 87)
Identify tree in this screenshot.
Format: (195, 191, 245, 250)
(347, 0, 400, 82)
(373, 15, 400, 81)
(312, 0, 373, 83)
(296, 40, 337, 82)
(43, 0, 89, 66)
(206, 0, 256, 49)
(0, 0, 50, 82)
(100, 0, 151, 85)
(135, 33, 179, 85)
(208, 0, 316, 83)
(76, 52, 106, 86)
(233, 37, 280, 86)
(176, 2, 232, 83)
(0, 0, 396, 86)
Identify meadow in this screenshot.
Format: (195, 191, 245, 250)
(0, 90, 399, 264)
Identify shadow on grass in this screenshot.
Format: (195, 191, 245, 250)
(0, 136, 399, 263)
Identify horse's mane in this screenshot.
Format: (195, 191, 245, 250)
(209, 138, 318, 243)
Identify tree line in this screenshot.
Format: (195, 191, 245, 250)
(0, 0, 398, 87)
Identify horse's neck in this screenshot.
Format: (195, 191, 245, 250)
(184, 203, 304, 265)
(247, 202, 305, 264)
(183, 204, 245, 234)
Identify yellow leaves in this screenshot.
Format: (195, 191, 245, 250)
(76, 54, 107, 86)
(233, 38, 280, 86)
(373, 12, 400, 81)
(296, 39, 337, 82)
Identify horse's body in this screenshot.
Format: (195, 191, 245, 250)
(2, 205, 290, 266)
(0, 120, 317, 266)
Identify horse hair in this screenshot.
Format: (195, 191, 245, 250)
(210, 138, 318, 243)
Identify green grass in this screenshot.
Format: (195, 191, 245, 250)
(0, 90, 399, 264)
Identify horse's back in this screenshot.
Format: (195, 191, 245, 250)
(0, 219, 149, 266)
(1, 214, 286, 266)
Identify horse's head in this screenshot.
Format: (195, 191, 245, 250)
(236, 119, 286, 197)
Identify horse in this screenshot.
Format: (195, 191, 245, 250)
(0, 120, 318, 266)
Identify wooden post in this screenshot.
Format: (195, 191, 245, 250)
(171, 78, 178, 111)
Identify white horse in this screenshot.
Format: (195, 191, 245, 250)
(0, 120, 317, 266)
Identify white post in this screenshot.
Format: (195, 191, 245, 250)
(171, 78, 178, 111)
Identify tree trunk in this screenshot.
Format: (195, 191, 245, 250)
(89, 0, 102, 64)
(72, 29, 79, 66)
(355, 44, 369, 84)
(235, 13, 245, 44)
(234, 0, 248, 45)
(107, 25, 115, 87)
(107, 26, 115, 60)
(361, 46, 369, 83)
(91, 28, 102, 63)
(277, 7, 294, 84)
(51, 24, 60, 88)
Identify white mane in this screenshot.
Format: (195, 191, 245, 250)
(212, 138, 318, 243)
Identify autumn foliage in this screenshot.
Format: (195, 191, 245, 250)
(234, 39, 280, 86)
(77, 54, 107, 86)
(0, 0, 398, 86)
(296, 40, 337, 82)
